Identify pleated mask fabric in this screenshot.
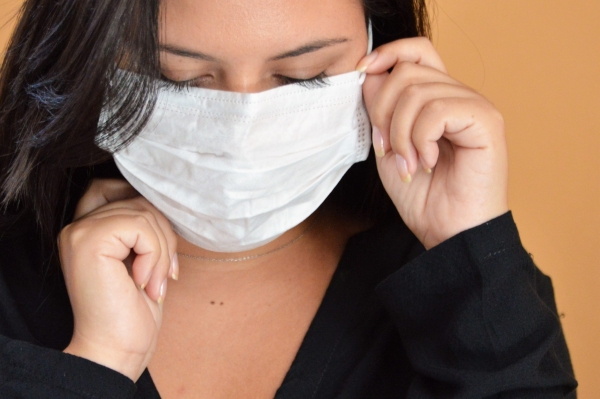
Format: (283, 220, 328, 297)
(102, 24, 373, 253)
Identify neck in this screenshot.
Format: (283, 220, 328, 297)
(176, 207, 323, 274)
(174, 201, 371, 277)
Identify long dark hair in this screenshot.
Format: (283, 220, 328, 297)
(0, 0, 429, 268)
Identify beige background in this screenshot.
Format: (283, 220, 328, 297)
(430, 1, 599, 396)
(1, 0, 598, 396)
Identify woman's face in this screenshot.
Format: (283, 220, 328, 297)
(159, 0, 367, 92)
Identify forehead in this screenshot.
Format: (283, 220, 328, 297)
(160, 0, 365, 56)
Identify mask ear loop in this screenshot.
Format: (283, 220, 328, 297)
(358, 19, 373, 85)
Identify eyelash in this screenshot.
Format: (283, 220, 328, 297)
(159, 71, 330, 91)
(274, 72, 330, 88)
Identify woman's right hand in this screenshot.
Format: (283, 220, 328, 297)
(59, 179, 178, 382)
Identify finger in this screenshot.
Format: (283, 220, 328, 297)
(368, 63, 461, 158)
(356, 37, 448, 75)
(86, 197, 178, 280)
(389, 83, 481, 176)
(411, 96, 501, 171)
(134, 209, 171, 302)
(362, 72, 389, 157)
(139, 286, 164, 330)
(87, 207, 172, 301)
(74, 179, 139, 221)
(59, 215, 164, 319)
(75, 213, 163, 290)
(119, 197, 178, 281)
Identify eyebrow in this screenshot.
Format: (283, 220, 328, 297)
(159, 38, 349, 62)
(269, 38, 349, 60)
(159, 44, 217, 62)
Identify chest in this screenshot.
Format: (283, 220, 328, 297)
(147, 260, 337, 399)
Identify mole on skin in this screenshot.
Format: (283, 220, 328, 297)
(209, 301, 225, 305)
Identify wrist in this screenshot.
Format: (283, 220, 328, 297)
(421, 207, 510, 250)
(63, 338, 147, 382)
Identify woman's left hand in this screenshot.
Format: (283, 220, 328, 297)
(358, 37, 509, 249)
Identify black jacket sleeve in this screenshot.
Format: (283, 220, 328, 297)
(0, 232, 138, 399)
(0, 335, 138, 399)
(375, 212, 578, 398)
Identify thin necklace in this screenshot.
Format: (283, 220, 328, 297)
(177, 214, 321, 263)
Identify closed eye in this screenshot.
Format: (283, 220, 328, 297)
(274, 71, 330, 88)
(159, 74, 199, 91)
(159, 71, 330, 92)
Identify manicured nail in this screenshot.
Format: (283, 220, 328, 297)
(140, 274, 150, 290)
(140, 268, 152, 290)
(419, 155, 432, 174)
(168, 258, 174, 281)
(372, 127, 385, 157)
(158, 278, 168, 304)
(395, 154, 412, 183)
(171, 254, 179, 281)
(356, 50, 379, 72)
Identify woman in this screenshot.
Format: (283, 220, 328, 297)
(0, 0, 578, 397)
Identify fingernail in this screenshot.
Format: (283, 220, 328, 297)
(140, 276, 149, 290)
(419, 155, 432, 174)
(171, 254, 179, 281)
(395, 154, 412, 183)
(158, 278, 168, 304)
(140, 267, 152, 290)
(356, 50, 379, 72)
(168, 258, 174, 281)
(372, 127, 385, 157)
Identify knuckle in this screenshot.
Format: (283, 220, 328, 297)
(132, 213, 152, 228)
(395, 61, 415, 76)
(480, 99, 505, 132)
(377, 40, 397, 53)
(416, 36, 433, 47)
(402, 83, 422, 101)
(138, 199, 163, 218)
(425, 98, 448, 114)
(491, 106, 505, 126)
(59, 221, 90, 249)
(138, 210, 157, 224)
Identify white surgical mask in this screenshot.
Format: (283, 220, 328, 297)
(105, 24, 373, 253)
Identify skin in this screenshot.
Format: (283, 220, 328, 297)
(60, 0, 509, 393)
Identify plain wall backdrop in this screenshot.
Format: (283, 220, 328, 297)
(1, 0, 598, 397)
(430, 1, 599, 397)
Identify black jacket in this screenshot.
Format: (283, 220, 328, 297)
(0, 209, 577, 398)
